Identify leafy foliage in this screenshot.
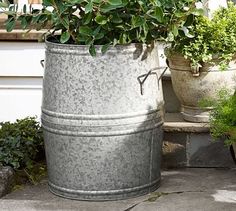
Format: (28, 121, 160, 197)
(209, 89, 236, 146)
(0, 117, 45, 184)
(0, 0, 204, 55)
(167, 1, 236, 70)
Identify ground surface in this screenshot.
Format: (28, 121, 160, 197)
(0, 168, 236, 211)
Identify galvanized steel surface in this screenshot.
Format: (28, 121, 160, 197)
(41, 41, 164, 200)
(168, 54, 236, 122)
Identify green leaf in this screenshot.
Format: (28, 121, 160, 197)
(101, 43, 110, 54)
(175, 12, 185, 18)
(42, 0, 53, 7)
(119, 32, 128, 44)
(67, 0, 83, 4)
(155, 0, 161, 7)
(5, 18, 15, 32)
(100, 3, 124, 13)
(85, 1, 93, 14)
(184, 14, 194, 26)
(131, 16, 145, 28)
(83, 12, 93, 25)
(94, 32, 104, 40)
(171, 25, 178, 36)
(93, 25, 101, 36)
(154, 7, 164, 23)
(191, 8, 205, 16)
(57, 2, 67, 14)
(89, 44, 96, 56)
(60, 31, 70, 43)
(61, 16, 70, 29)
(107, 0, 122, 6)
(143, 22, 148, 37)
(85, 37, 93, 45)
(167, 31, 174, 42)
(79, 26, 93, 36)
(0, 1, 9, 8)
(76, 35, 87, 43)
(95, 15, 108, 25)
(38, 14, 48, 23)
(20, 17, 28, 29)
(110, 13, 122, 23)
(92, 0, 101, 3)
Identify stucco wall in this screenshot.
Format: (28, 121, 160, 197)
(0, 42, 44, 122)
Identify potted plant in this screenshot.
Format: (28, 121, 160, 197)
(166, 1, 236, 123)
(209, 89, 236, 164)
(0, 0, 204, 200)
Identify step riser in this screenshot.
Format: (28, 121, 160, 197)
(162, 131, 235, 168)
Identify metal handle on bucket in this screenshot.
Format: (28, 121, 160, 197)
(40, 60, 45, 68)
(137, 67, 168, 95)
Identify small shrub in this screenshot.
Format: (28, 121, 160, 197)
(209, 90, 236, 146)
(167, 1, 236, 70)
(0, 117, 46, 184)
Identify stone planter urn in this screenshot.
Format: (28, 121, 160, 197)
(167, 54, 236, 122)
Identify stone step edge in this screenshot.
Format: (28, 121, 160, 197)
(163, 113, 210, 133)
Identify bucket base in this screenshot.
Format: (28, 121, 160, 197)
(182, 105, 212, 123)
(48, 179, 161, 201)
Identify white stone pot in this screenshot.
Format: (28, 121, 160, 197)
(167, 54, 236, 122)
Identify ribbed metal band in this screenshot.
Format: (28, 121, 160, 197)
(41, 109, 163, 137)
(42, 122, 162, 137)
(41, 108, 161, 120)
(48, 179, 161, 201)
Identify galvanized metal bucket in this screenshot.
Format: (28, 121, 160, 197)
(41, 39, 164, 201)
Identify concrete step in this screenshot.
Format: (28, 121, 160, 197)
(161, 68, 235, 168)
(163, 113, 235, 168)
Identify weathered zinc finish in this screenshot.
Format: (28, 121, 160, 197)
(41, 41, 164, 201)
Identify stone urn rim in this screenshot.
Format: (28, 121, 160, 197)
(166, 52, 236, 73)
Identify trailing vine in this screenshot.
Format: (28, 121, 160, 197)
(167, 2, 236, 70)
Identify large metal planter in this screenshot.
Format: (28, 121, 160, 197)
(167, 54, 236, 122)
(41, 40, 164, 201)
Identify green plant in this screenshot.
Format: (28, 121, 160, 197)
(0, 117, 46, 184)
(209, 89, 236, 146)
(167, 1, 236, 70)
(0, 0, 204, 55)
